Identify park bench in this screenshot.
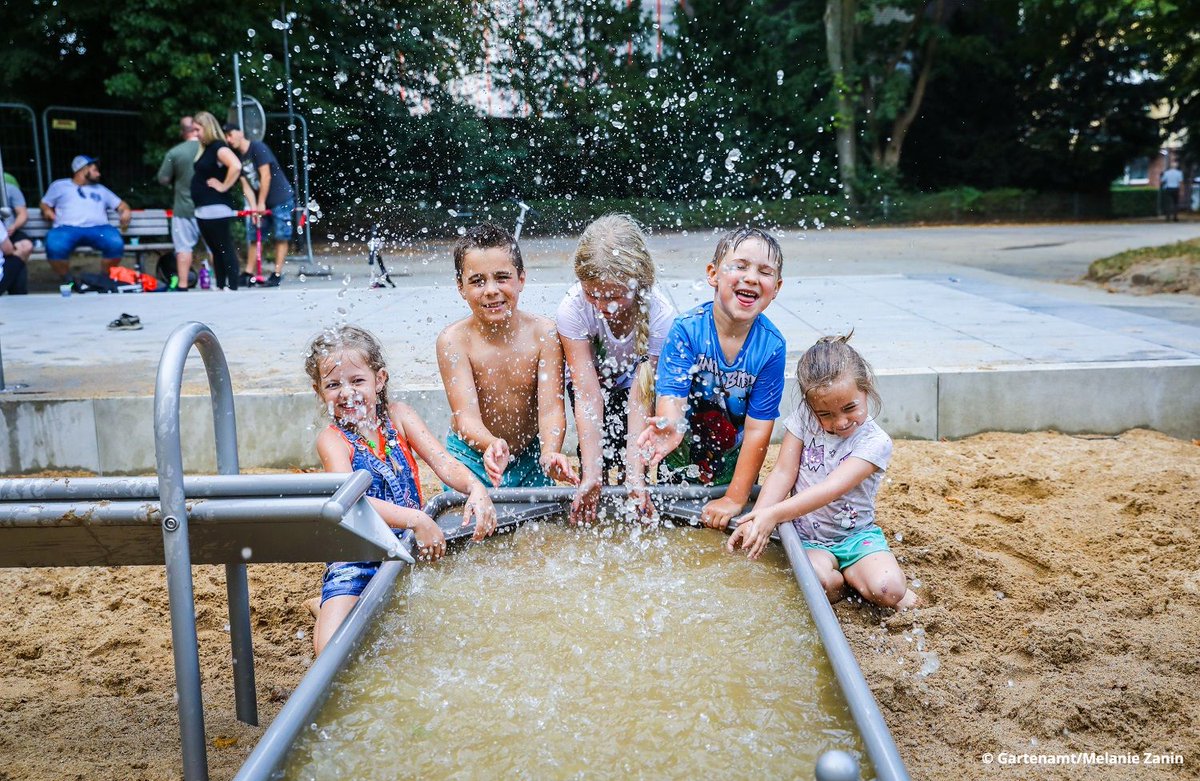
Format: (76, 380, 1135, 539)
(19, 208, 174, 272)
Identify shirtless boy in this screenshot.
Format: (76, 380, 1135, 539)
(437, 223, 578, 488)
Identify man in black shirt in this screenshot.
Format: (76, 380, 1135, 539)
(223, 123, 296, 286)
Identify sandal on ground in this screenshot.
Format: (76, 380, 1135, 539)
(107, 313, 142, 330)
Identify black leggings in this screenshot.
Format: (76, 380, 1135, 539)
(197, 217, 239, 290)
(567, 383, 631, 483)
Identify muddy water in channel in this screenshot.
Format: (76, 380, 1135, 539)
(284, 521, 868, 779)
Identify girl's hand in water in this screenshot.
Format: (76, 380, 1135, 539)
(700, 495, 743, 530)
(727, 508, 778, 560)
(482, 438, 510, 487)
(569, 477, 601, 526)
(627, 485, 657, 522)
(636, 416, 684, 472)
(539, 452, 580, 486)
(464, 483, 498, 541)
(411, 513, 447, 562)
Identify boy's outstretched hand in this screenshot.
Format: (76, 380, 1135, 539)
(700, 495, 743, 529)
(483, 438, 511, 487)
(463, 483, 498, 541)
(539, 452, 580, 486)
(727, 508, 777, 560)
(637, 416, 685, 473)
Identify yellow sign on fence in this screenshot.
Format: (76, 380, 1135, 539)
(51, 119, 77, 131)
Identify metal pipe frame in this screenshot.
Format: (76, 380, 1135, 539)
(155, 322, 253, 781)
(232, 484, 905, 781)
(0, 472, 351, 502)
(233, 557, 408, 781)
(779, 521, 910, 781)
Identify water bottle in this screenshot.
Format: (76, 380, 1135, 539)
(199, 260, 212, 290)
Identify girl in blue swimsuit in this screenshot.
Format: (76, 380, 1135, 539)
(305, 325, 497, 654)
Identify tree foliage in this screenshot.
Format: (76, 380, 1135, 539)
(0, 0, 1186, 226)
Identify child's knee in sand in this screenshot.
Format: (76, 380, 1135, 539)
(844, 552, 910, 609)
(806, 547, 846, 600)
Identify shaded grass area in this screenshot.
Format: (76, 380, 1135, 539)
(1086, 237, 1200, 282)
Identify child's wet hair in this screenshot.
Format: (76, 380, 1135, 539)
(304, 324, 391, 420)
(573, 213, 657, 399)
(453, 222, 523, 283)
(796, 332, 881, 416)
(712, 227, 783, 273)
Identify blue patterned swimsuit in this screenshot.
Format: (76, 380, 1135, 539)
(320, 416, 423, 603)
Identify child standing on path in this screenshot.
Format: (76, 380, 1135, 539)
(557, 215, 677, 523)
(437, 223, 577, 488)
(727, 334, 917, 611)
(638, 227, 787, 530)
(306, 325, 497, 654)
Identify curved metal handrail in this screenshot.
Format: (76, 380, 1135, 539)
(154, 321, 253, 781)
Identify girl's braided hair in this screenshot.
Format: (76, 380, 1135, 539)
(572, 214, 657, 400)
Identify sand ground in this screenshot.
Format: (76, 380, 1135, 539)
(1, 430, 1198, 780)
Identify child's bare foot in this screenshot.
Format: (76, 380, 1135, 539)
(896, 589, 921, 611)
(304, 596, 321, 619)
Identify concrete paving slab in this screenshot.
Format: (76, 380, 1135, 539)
(2, 223, 1199, 471)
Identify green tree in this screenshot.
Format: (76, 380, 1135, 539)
(901, 0, 1164, 194)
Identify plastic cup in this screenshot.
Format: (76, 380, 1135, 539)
(59, 283, 72, 298)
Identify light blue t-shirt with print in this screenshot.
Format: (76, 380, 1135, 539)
(41, 179, 121, 228)
(785, 402, 892, 545)
(655, 301, 786, 484)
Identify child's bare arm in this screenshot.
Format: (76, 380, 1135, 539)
(731, 455, 878, 559)
(624, 357, 657, 488)
(637, 395, 688, 473)
(436, 327, 498, 453)
(701, 415, 775, 528)
(315, 427, 434, 534)
(392, 402, 497, 541)
(752, 429, 803, 509)
(561, 336, 605, 522)
(536, 323, 568, 456)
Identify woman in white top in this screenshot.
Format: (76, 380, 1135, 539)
(556, 214, 676, 523)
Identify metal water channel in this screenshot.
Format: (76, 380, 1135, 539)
(238, 488, 911, 781)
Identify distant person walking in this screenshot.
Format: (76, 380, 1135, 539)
(1161, 163, 1184, 222)
(39, 156, 131, 285)
(223, 123, 295, 287)
(156, 115, 203, 290)
(190, 111, 242, 290)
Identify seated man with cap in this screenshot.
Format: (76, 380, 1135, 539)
(39, 155, 132, 284)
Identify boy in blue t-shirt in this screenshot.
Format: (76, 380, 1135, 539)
(638, 227, 786, 529)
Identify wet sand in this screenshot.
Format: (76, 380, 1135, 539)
(0, 430, 1197, 780)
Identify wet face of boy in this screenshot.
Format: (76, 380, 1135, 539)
(707, 238, 782, 324)
(806, 375, 869, 437)
(581, 277, 637, 322)
(458, 247, 525, 325)
(316, 349, 387, 427)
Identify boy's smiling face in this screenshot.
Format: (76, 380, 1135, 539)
(458, 246, 525, 325)
(706, 237, 782, 325)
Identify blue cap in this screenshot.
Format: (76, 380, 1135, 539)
(71, 155, 99, 173)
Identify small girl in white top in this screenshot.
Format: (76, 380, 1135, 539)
(728, 334, 917, 610)
(556, 214, 676, 523)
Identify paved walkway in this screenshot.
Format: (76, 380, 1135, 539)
(4, 221, 1198, 397)
(1, 221, 1198, 472)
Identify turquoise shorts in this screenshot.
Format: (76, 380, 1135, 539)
(445, 430, 552, 488)
(801, 525, 891, 570)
